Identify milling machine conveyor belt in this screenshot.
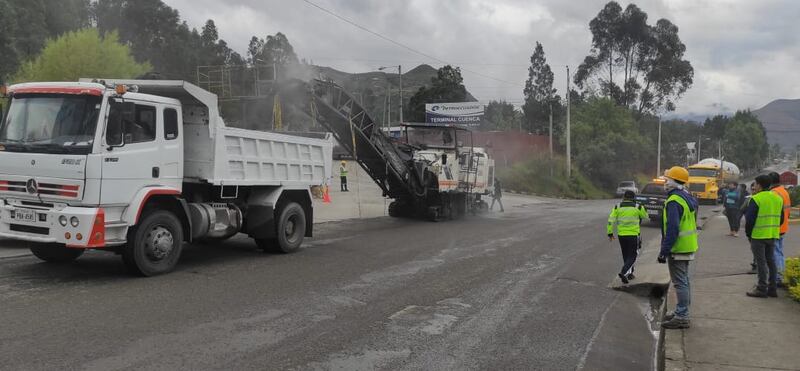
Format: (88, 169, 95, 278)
(281, 79, 422, 199)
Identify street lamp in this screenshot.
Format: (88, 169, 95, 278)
(378, 65, 403, 124)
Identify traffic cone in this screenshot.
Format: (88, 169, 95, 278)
(323, 185, 331, 203)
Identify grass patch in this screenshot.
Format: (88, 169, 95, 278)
(498, 155, 609, 200)
(785, 257, 800, 302)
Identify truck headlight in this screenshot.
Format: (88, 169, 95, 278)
(59, 215, 68, 226)
(70, 216, 79, 227)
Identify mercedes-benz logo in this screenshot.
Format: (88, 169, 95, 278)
(26, 179, 38, 194)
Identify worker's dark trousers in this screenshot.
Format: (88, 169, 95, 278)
(490, 196, 504, 211)
(724, 207, 741, 232)
(619, 236, 639, 276)
(340, 176, 348, 191)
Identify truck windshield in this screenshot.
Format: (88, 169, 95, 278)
(689, 168, 718, 177)
(642, 183, 666, 195)
(0, 94, 101, 154)
(405, 126, 458, 149)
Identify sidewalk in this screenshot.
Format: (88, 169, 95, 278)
(663, 213, 800, 370)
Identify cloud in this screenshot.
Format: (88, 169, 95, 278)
(162, 0, 800, 116)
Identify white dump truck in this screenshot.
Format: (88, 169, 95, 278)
(0, 79, 332, 275)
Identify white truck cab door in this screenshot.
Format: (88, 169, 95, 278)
(101, 100, 182, 207)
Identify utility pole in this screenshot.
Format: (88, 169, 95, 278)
(697, 134, 702, 163)
(549, 103, 553, 159)
(399, 65, 403, 124)
(549, 103, 554, 177)
(566, 65, 571, 178)
(379, 65, 402, 124)
(657, 117, 662, 177)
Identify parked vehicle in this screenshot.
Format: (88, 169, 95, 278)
(615, 181, 638, 197)
(635, 179, 669, 222)
(0, 79, 333, 275)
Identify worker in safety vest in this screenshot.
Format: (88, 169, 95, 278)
(607, 190, 647, 284)
(768, 172, 790, 288)
(659, 166, 699, 330)
(744, 174, 784, 298)
(339, 161, 349, 192)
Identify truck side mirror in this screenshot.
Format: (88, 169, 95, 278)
(106, 100, 135, 148)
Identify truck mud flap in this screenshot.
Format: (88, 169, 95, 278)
(245, 205, 275, 239)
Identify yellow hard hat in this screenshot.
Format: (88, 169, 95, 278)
(664, 166, 689, 184)
(341, 160, 346, 164)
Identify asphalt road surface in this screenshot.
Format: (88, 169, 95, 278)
(1, 195, 667, 370)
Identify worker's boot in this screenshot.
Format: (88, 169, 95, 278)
(767, 287, 778, 298)
(661, 317, 690, 329)
(618, 273, 629, 284)
(746, 288, 768, 298)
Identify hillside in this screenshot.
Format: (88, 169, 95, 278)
(311, 64, 477, 125)
(753, 99, 800, 150)
(218, 63, 477, 132)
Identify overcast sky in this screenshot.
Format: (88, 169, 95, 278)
(163, 0, 800, 119)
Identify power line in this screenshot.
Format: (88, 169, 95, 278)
(301, 0, 524, 88)
(308, 56, 529, 67)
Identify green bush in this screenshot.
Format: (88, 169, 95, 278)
(498, 155, 608, 199)
(789, 187, 800, 207)
(785, 257, 800, 302)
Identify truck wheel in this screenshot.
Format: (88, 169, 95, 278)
(122, 210, 184, 276)
(30, 244, 84, 263)
(261, 202, 306, 254)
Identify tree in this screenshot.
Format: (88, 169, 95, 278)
(482, 101, 521, 131)
(407, 65, 469, 122)
(722, 111, 769, 171)
(522, 42, 561, 134)
(0, 0, 19, 82)
(574, 1, 693, 113)
(93, 0, 241, 80)
(13, 28, 150, 82)
(570, 98, 651, 189)
(248, 32, 299, 78)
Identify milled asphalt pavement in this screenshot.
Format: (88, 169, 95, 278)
(0, 163, 723, 371)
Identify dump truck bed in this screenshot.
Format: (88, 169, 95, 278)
(185, 124, 333, 186)
(79, 78, 333, 187)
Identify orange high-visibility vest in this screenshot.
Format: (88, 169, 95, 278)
(772, 185, 791, 235)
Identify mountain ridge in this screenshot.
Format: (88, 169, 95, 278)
(753, 98, 800, 150)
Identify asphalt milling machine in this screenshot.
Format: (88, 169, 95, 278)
(281, 79, 495, 221)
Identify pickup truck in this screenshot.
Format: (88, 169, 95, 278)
(635, 181, 668, 222)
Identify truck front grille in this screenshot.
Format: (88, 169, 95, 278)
(689, 183, 705, 192)
(10, 224, 49, 235)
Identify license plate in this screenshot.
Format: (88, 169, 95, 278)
(648, 209, 659, 216)
(13, 209, 36, 222)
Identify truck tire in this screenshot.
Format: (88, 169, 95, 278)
(122, 210, 184, 276)
(258, 202, 306, 254)
(388, 200, 412, 218)
(30, 244, 84, 263)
